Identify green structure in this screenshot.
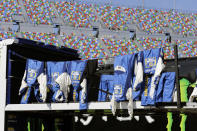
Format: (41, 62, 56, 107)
(167, 78, 195, 131)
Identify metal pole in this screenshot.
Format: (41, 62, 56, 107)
(174, 0, 176, 9)
(174, 45, 181, 108)
(142, 0, 144, 8)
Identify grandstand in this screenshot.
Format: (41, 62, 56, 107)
(61, 34, 108, 60)
(21, 32, 60, 46)
(0, 0, 22, 22)
(124, 8, 167, 34)
(0, 31, 17, 40)
(54, 1, 97, 28)
(96, 5, 129, 30)
(23, 0, 56, 25)
(0, 0, 196, 63)
(102, 38, 140, 56)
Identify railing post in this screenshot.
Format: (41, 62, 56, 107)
(174, 45, 181, 108)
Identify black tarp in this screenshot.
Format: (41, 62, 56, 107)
(8, 38, 80, 61)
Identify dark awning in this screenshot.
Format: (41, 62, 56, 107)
(165, 58, 197, 83)
(8, 38, 80, 61)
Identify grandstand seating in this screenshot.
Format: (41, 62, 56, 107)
(54, 1, 97, 28)
(191, 13, 197, 27)
(135, 38, 197, 59)
(0, 32, 17, 40)
(21, 32, 60, 46)
(0, 0, 22, 22)
(163, 46, 175, 59)
(102, 38, 140, 56)
(23, 0, 55, 25)
(136, 37, 174, 59)
(0, 1, 197, 61)
(3, 1, 194, 36)
(124, 8, 166, 34)
(61, 35, 108, 61)
(176, 40, 197, 58)
(0, 1, 195, 35)
(136, 37, 166, 49)
(127, 40, 142, 54)
(96, 5, 129, 30)
(162, 11, 197, 36)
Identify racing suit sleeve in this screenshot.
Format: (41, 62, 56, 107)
(80, 78, 87, 104)
(133, 52, 143, 91)
(37, 73, 47, 102)
(19, 70, 28, 95)
(149, 54, 165, 99)
(126, 87, 133, 118)
(110, 93, 116, 116)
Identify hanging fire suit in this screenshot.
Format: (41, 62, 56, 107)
(19, 59, 47, 104)
(98, 75, 114, 101)
(47, 61, 71, 102)
(111, 54, 136, 117)
(141, 48, 165, 106)
(69, 60, 88, 110)
(132, 51, 144, 100)
(156, 72, 176, 103)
